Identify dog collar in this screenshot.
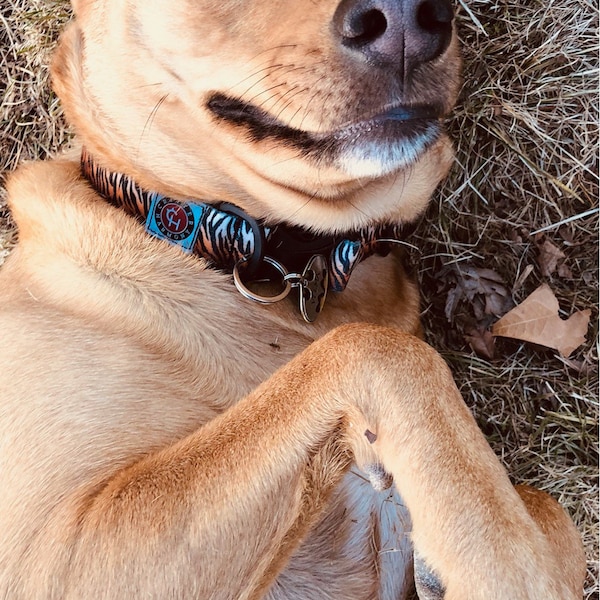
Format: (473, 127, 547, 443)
(81, 148, 417, 322)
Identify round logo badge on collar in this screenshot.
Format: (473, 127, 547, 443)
(155, 199, 194, 241)
(146, 195, 204, 252)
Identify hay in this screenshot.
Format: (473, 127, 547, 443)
(0, 0, 71, 260)
(417, 2, 599, 595)
(1, 0, 598, 596)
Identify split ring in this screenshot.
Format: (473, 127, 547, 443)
(233, 256, 292, 304)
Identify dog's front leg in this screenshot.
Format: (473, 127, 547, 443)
(59, 324, 583, 600)
(327, 325, 585, 600)
(59, 342, 357, 599)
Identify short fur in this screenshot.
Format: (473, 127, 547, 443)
(0, 1, 585, 598)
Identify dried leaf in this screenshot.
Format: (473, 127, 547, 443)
(557, 356, 591, 375)
(465, 327, 496, 360)
(444, 284, 463, 322)
(485, 289, 511, 316)
(441, 265, 513, 322)
(465, 267, 512, 317)
(492, 284, 591, 357)
(558, 227, 581, 247)
(461, 267, 505, 299)
(513, 264, 534, 293)
(557, 262, 573, 279)
(537, 238, 565, 277)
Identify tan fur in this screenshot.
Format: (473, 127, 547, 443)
(0, 1, 585, 598)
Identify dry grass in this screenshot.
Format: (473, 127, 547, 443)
(1, 0, 598, 596)
(0, 0, 71, 261)
(417, 1, 599, 596)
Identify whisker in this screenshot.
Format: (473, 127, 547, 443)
(244, 63, 308, 109)
(272, 86, 307, 122)
(341, 195, 374, 221)
(230, 62, 284, 87)
(297, 76, 327, 131)
(287, 102, 307, 130)
(133, 82, 164, 90)
(137, 94, 169, 156)
(235, 64, 290, 99)
(248, 82, 288, 107)
(317, 89, 335, 132)
(286, 190, 319, 222)
(242, 44, 298, 67)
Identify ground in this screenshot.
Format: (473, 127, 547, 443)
(1, 0, 598, 596)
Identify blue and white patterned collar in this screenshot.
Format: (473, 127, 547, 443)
(81, 148, 417, 322)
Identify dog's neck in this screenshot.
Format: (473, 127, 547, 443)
(81, 148, 417, 322)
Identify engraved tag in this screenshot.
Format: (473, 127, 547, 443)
(298, 254, 328, 323)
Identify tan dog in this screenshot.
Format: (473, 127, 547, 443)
(0, 0, 585, 598)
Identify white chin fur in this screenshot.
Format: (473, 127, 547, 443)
(336, 131, 433, 179)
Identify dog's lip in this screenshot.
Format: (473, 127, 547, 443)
(328, 104, 443, 142)
(207, 93, 443, 142)
(344, 104, 443, 129)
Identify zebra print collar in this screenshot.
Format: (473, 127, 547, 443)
(81, 148, 416, 322)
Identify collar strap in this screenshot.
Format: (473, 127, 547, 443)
(81, 148, 416, 321)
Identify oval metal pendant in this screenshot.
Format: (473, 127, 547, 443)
(298, 254, 329, 322)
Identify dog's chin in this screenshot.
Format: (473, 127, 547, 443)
(333, 120, 442, 179)
(207, 93, 444, 181)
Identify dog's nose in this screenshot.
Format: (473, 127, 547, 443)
(333, 0, 454, 71)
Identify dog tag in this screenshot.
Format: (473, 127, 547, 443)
(298, 254, 328, 323)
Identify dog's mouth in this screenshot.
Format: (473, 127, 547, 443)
(207, 93, 445, 177)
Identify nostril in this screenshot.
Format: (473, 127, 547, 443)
(340, 8, 388, 46)
(355, 9, 388, 44)
(417, 0, 454, 33)
(414, 0, 454, 60)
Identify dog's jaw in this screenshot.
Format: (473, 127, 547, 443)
(52, 6, 459, 233)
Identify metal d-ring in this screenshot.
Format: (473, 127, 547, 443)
(233, 256, 292, 304)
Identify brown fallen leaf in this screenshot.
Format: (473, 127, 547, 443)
(557, 262, 573, 279)
(537, 238, 565, 277)
(558, 226, 582, 248)
(464, 326, 496, 360)
(491, 284, 591, 357)
(441, 265, 513, 322)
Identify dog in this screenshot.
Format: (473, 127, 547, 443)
(0, 0, 586, 598)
